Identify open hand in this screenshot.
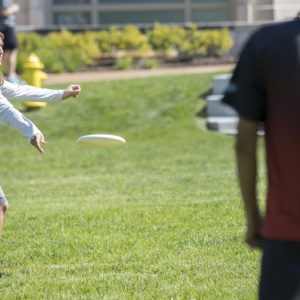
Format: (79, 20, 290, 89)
(63, 85, 81, 100)
(31, 132, 46, 154)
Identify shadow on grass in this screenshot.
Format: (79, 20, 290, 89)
(199, 88, 212, 100)
(20, 107, 42, 113)
(196, 87, 210, 119)
(196, 105, 207, 119)
(0, 272, 12, 278)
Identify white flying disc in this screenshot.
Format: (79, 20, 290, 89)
(76, 134, 126, 148)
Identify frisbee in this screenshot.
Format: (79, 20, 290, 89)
(76, 134, 126, 148)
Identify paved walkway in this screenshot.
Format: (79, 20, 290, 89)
(44, 64, 234, 85)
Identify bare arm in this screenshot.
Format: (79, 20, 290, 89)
(235, 117, 262, 249)
(0, 4, 19, 17)
(29, 84, 81, 153)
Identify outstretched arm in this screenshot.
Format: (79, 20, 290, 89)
(0, 83, 81, 154)
(1, 82, 81, 103)
(235, 117, 262, 249)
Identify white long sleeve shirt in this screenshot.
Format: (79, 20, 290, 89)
(0, 81, 64, 140)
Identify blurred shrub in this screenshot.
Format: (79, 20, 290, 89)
(177, 24, 205, 57)
(16, 25, 233, 73)
(16, 32, 43, 73)
(115, 55, 133, 70)
(17, 29, 100, 73)
(144, 58, 160, 69)
(146, 23, 233, 58)
(41, 29, 100, 72)
(146, 22, 183, 56)
(170, 24, 233, 58)
(199, 27, 233, 56)
(95, 25, 150, 58)
(217, 27, 234, 56)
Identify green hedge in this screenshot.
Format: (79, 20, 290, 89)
(16, 24, 233, 73)
(17, 29, 100, 73)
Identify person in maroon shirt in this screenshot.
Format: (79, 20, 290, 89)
(223, 17, 300, 299)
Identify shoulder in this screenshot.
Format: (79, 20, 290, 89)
(243, 20, 300, 60)
(251, 20, 300, 44)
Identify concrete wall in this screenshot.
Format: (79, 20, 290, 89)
(229, 24, 261, 56)
(13, 0, 300, 27)
(16, 0, 46, 27)
(273, 0, 300, 21)
(236, 0, 300, 22)
(16, 0, 233, 27)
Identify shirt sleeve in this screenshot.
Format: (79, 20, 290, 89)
(1, 81, 64, 102)
(0, 98, 41, 140)
(222, 34, 265, 122)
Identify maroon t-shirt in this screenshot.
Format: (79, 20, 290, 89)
(223, 19, 300, 240)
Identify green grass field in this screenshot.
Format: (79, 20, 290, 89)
(0, 74, 265, 299)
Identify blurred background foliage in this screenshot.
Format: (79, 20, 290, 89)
(16, 23, 233, 73)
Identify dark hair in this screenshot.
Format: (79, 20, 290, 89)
(0, 32, 4, 86)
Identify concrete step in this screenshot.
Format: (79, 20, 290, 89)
(219, 128, 238, 135)
(207, 117, 265, 135)
(219, 128, 265, 135)
(206, 95, 237, 117)
(212, 74, 232, 95)
(207, 73, 265, 136)
(207, 116, 238, 131)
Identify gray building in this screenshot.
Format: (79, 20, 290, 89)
(15, 0, 300, 28)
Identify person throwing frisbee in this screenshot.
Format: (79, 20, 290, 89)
(0, 32, 81, 237)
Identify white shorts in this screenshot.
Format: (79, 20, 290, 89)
(0, 186, 8, 206)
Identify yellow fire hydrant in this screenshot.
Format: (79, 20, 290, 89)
(22, 53, 47, 109)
